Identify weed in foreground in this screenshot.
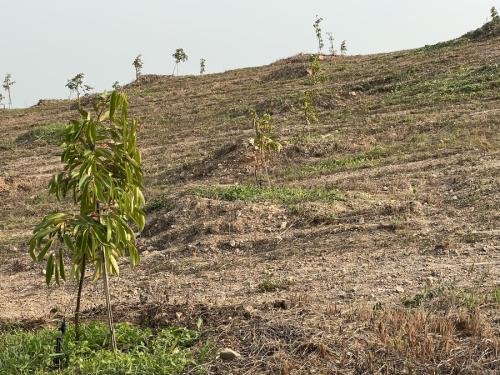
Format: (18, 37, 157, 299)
(0, 322, 209, 374)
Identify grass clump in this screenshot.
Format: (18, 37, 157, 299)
(0, 321, 208, 374)
(195, 185, 343, 204)
(16, 122, 67, 146)
(286, 145, 390, 179)
(257, 277, 290, 292)
(144, 195, 175, 214)
(403, 287, 443, 308)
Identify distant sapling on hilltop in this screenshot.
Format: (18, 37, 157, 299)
(200, 58, 206, 75)
(340, 40, 348, 56)
(313, 15, 324, 54)
(327, 32, 336, 56)
(172, 48, 188, 76)
(2, 73, 15, 109)
(133, 54, 143, 80)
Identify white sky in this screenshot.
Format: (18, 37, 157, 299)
(1, 0, 498, 107)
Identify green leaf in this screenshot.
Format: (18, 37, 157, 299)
(108, 251, 120, 276)
(62, 234, 74, 252)
(59, 249, 66, 281)
(78, 174, 90, 191)
(46, 255, 54, 285)
(37, 240, 53, 262)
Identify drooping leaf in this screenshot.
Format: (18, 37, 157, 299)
(46, 254, 55, 285)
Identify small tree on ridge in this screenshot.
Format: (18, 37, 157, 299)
(133, 55, 143, 80)
(249, 111, 282, 186)
(66, 73, 85, 104)
(200, 58, 206, 75)
(340, 40, 347, 56)
(2, 74, 15, 109)
(327, 32, 336, 56)
(172, 48, 188, 76)
(313, 15, 324, 54)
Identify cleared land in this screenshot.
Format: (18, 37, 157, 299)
(0, 23, 499, 373)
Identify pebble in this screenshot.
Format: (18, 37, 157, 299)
(219, 348, 241, 361)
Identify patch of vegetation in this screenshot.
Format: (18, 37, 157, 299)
(144, 195, 175, 214)
(0, 139, 16, 150)
(403, 287, 443, 308)
(286, 145, 391, 179)
(385, 63, 500, 104)
(0, 322, 209, 374)
(287, 133, 336, 145)
(16, 122, 67, 145)
(194, 185, 343, 204)
(257, 277, 290, 292)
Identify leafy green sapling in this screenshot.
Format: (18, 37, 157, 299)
(29, 91, 145, 352)
(65, 73, 85, 103)
(313, 15, 324, 54)
(200, 58, 206, 75)
(303, 90, 318, 134)
(327, 32, 336, 56)
(249, 111, 282, 186)
(133, 55, 143, 80)
(172, 48, 188, 76)
(491, 6, 499, 22)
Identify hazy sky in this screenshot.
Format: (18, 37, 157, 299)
(1, 0, 498, 107)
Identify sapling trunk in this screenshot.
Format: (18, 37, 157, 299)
(101, 247, 117, 352)
(74, 256, 86, 341)
(7, 89, 11, 109)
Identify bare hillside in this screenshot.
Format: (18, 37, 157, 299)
(0, 24, 499, 373)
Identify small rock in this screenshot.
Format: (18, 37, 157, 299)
(357, 217, 365, 225)
(236, 210, 242, 217)
(382, 186, 389, 191)
(273, 299, 290, 310)
(425, 276, 436, 286)
(229, 240, 236, 248)
(280, 221, 287, 230)
(395, 286, 405, 294)
(452, 196, 458, 200)
(219, 348, 241, 361)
